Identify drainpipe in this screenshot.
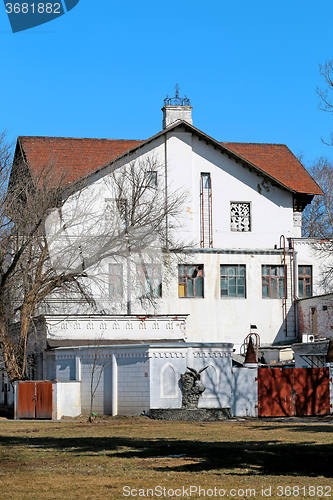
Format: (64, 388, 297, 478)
(164, 133, 168, 249)
(280, 235, 287, 337)
(292, 240, 299, 340)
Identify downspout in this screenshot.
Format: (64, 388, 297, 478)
(200, 175, 204, 247)
(292, 239, 299, 340)
(210, 176, 213, 248)
(164, 134, 168, 249)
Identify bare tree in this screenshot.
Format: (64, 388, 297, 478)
(302, 157, 333, 238)
(317, 60, 333, 146)
(85, 336, 111, 422)
(1, 136, 187, 385)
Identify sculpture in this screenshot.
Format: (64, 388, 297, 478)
(181, 366, 208, 409)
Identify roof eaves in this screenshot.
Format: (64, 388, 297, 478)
(178, 122, 298, 193)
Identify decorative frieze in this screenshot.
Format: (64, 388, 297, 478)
(55, 355, 75, 361)
(45, 315, 187, 341)
(153, 351, 186, 359)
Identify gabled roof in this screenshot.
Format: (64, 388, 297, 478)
(15, 122, 322, 196)
(222, 142, 322, 195)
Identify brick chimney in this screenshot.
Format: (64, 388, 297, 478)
(162, 84, 193, 129)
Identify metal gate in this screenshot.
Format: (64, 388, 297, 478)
(17, 381, 53, 419)
(257, 367, 330, 417)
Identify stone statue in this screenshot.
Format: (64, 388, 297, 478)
(181, 366, 208, 409)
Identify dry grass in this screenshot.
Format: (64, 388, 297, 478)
(1, 416, 333, 499)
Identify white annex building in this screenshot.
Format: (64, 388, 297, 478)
(5, 90, 329, 417)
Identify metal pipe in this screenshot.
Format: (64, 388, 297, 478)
(200, 175, 204, 247)
(210, 175, 213, 248)
(280, 235, 288, 337)
(164, 134, 168, 248)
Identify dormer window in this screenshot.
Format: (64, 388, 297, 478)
(230, 202, 251, 232)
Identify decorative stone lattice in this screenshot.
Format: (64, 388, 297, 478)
(230, 203, 251, 232)
(181, 367, 207, 409)
(293, 212, 302, 227)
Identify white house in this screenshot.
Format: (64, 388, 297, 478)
(5, 90, 328, 417)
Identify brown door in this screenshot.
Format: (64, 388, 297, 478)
(17, 381, 53, 419)
(36, 382, 53, 419)
(17, 382, 36, 419)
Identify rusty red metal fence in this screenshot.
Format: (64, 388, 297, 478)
(257, 367, 330, 417)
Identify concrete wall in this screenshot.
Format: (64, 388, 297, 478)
(53, 381, 81, 420)
(80, 354, 112, 415)
(232, 367, 258, 417)
(149, 349, 186, 409)
(55, 355, 76, 380)
(117, 351, 150, 415)
(149, 344, 233, 410)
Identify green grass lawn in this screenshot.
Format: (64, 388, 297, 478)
(1, 416, 333, 499)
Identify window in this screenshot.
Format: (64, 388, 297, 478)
(137, 264, 162, 298)
(109, 264, 123, 299)
(298, 266, 312, 298)
(178, 265, 204, 298)
(262, 265, 286, 298)
(220, 265, 246, 298)
(105, 198, 127, 223)
(200, 173, 213, 248)
(146, 171, 157, 187)
(230, 202, 251, 232)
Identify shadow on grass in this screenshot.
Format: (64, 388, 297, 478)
(0, 433, 332, 477)
(255, 424, 333, 434)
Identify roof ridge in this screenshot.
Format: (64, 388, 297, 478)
(19, 135, 144, 142)
(222, 141, 288, 147)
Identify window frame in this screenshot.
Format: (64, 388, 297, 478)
(230, 201, 251, 232)
(220, 264, 246, 298)
(298, 265, 312, 298)
(109, 263, 123, 300)
(146, 171, 158, 187)
(178, 264, 204, 298)
(262, 265, 286, 299)
(136, 263, 162, 298)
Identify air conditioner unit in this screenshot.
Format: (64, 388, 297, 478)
(302, 334, 315, 343)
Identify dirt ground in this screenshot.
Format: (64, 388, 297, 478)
(0, 415, 333, 499)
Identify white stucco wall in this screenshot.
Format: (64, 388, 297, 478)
(232, 367, 258, 417)
(53, 381, 81, 419)
(149, 349, 185, 409)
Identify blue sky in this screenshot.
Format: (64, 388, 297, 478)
(1, 0, 333, 167)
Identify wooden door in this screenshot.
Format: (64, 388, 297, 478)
(17, 382, 36, 419)
(36, 382, 53, 419)
(17, 381, 53, 419)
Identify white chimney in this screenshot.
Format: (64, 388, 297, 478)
(162, 84, 193, 129)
